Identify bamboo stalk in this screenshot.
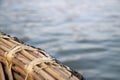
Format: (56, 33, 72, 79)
(0, 33, 84, 80)
(21, 50, 65, 79)
(0, 44, 10, 52)
(40, 63, 65, 80)
(0, 62, 5, 80)
(32, 72, 44, 80)
(1, 36, 65, 79)
(34, 66, 55, 80)
(13, 72, 24, 80)
(12, 59, 26, 76)
(0, 38, 14, 47)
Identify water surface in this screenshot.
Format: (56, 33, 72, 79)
(0, 0, 120, 80)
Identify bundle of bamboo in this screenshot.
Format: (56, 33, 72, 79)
(0, 32, 84, 80)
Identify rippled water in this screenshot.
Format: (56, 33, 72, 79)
(0, 0, 120, 80)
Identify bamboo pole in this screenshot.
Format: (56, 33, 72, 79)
(0, 33, 84, 80)
(0, 62, 5, 80)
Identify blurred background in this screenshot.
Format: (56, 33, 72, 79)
(0, 0, 120, 80)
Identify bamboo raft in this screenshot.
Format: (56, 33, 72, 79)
(0, 32, 84, 80)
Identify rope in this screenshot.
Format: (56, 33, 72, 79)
(4, 44, 38, 80)
(25, 57, 55, 80)
(4, 45, 22, 80)
(5, 44, 37, 66)
(0, 33, 82, 80)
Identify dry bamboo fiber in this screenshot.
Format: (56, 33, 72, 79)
(0, 33, 84, 80)
(0, 62, 5, 80)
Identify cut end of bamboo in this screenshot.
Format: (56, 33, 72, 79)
(0, 32, 84, 80)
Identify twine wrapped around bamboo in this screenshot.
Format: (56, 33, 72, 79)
(0, 32, 84, 80)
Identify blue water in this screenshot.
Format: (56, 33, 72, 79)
(0, 0, 120, 80)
